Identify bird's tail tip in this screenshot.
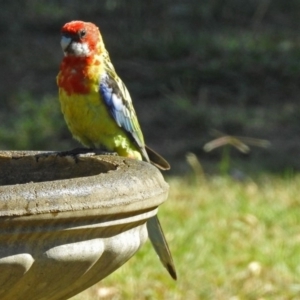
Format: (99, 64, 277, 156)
(145, 145, 171, 171)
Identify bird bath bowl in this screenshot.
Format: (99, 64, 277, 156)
(0, 150, 169, 300)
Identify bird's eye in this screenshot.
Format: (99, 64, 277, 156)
(79, 29, 86, 38)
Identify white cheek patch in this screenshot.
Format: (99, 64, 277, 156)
(68, 42, 91, 57)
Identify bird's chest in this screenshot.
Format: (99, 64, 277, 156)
(60, 91, 114, 135)
(59, 64, 113, 131)
(58, 63, 99, 95)
(58, 62, 123, 146)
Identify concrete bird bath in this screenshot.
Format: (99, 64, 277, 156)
(0, 150, 169, 300)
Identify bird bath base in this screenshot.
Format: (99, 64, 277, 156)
(0, 151, 169, 300)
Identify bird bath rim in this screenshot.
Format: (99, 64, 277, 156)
(0, 150, 169, 219)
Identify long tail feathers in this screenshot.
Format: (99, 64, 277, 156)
(147, 215, 177, 280)
(144, 146, 175, 278)
(145, 145, 170, 171)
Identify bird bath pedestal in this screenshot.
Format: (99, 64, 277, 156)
(0, 151, 169, 300)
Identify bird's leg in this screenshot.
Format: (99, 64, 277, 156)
(34, 148, 118, 162)
(32, 148, 90, 163)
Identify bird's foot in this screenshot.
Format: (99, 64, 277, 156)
(56, 148, 118, 157)
(34, 148, 118, 163)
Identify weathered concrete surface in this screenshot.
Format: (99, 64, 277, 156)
(0, 151, 169, 300)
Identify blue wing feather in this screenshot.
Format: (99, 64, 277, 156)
(99, 73, 147, 155)
(100, 77, 133, 133)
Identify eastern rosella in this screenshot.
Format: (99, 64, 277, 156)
(57, 21, 176, 280)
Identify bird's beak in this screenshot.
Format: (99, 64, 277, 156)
(60, 35, 72, 52)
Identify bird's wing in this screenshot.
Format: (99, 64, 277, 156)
(99, 57, 149, 160)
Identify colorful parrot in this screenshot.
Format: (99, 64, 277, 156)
(57, 21, 176, 280)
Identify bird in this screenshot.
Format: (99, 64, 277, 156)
(57, 20, 176, 280)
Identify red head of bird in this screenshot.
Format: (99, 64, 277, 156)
(60, 21, 104, 58)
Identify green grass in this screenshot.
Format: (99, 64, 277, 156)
(71, 174, 300, 299)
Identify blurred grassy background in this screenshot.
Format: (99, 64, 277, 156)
(70, 175, 300, 299)
(1, 0, 300, 174)
(1, 1, 300, 299)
